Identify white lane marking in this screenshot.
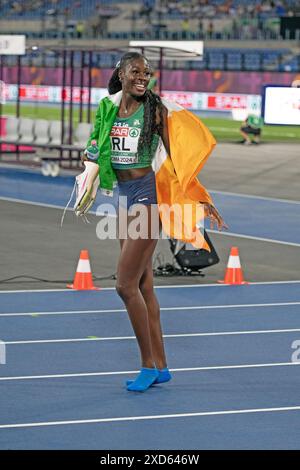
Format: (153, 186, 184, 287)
(2, 189, 300, 207)
(207, 229, 300, 248)
(0, 280, 300, 294)
(1, 405, 300, 429)
(0, 196, 74, 211)
(5, 328, 300, 345)
(1, 301, 300, 317)
(1, 197, 300, 249)
(0, 308, 125, 317)
(0, 289, 79, 293)
(210, 190, 300, 205)
(0, 361, 299, 382)
(0, 196, 100, 217)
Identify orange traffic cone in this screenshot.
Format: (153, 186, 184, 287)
(67, 250, 100, 290)
(219, 247, 249, 285)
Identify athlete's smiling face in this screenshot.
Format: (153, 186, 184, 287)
(119, 58, 151, 98)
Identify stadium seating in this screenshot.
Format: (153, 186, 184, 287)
(1, 46, 297, 72)
(73, 122, 93, 147)
(1, 116, 19, 144)
(207, 52, 225, 70)
(48, 120, 69, 146)
(1, 0, 299, 39)
(33, 119, 51, 145)
(0, 1, 299, 74)
(280, 55, 300, 72)
(18, 118, 35, 145)
(0, 117, 86, 150)
(0, 116, 91, 171)
(226, 52, 242, 71)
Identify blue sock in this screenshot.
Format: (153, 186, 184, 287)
(126, 368, 172, 387)
(126, 367, 159, 392)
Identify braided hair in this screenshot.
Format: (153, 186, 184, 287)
(108, 52, 164, 159)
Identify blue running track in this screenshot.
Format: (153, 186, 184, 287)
(0, 282, 300, 449)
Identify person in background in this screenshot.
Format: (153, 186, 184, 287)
(76, 20, 85, 39)
(181, 17, 190, 39)
(240, 114, 264, 145)
(207, 20, 214, 39)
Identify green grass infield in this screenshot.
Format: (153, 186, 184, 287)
(2, 104, 300, 143)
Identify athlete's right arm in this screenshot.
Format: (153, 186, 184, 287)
(81, 102, 102, 163)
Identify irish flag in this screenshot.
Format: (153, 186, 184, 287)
(88, 91, 216, 251)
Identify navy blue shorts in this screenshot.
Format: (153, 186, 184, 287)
(118, 170, 157, 211)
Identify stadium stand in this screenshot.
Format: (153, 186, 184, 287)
(1, 47, 298, 72)
(0, 0, 299, 41)
(0, 1, 299, 172)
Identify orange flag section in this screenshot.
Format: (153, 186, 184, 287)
(156, 161, 209, 250)
(167, 108, 216, 200)
(155, 107, 216, 251)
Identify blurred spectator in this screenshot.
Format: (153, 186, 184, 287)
(198, 19, 204, 38)
(93, 3, 120, 38)
(12, 1, 23, 15)
(207, 21, 214, 39)
(275, 1, 286, 16)
(76, 21, 85, 39)
(90, 15, 100, 38)
(131, 10, 138, 35)
(62, 6, 71, 36)
(240, 115, 264, 145)
(67, 20, 77, 38)
(140, 0, 153, 23)
(231, 17, 239, 39)
(99, 16, 108, 38)
(181, 17, 190, 39)
(1, 0, 299, 40)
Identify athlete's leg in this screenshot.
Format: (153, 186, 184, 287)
(119, 202, 166, 369)
(139, 260, 167, 370)
(116, 206, 158, 368)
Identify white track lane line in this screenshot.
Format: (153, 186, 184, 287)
(1, 197, 300, 247)
(5, 328, 300, 345)
(1, 405, 300, 429)
(210, 190, 300, 205)
(0, 361, 299, 382)
(1, 301, 300, 317)
(0, 280, 300, 293)
(2, 188, 300, 206)
(206, 229, 300, 248)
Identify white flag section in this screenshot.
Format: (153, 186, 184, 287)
(0, 35, 26, 55)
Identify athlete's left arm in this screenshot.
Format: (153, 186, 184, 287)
(203, 203, 229, 231)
